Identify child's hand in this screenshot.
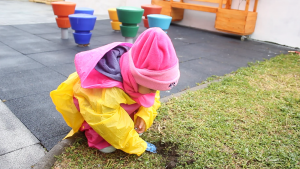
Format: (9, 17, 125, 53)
(134, 117, 146, 134)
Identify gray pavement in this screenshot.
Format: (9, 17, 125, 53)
(0, 0, 108, 25)
(0, 100, 46, 169)
(0, 0, 293, 168)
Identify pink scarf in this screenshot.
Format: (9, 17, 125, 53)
(75, 28, 179, 108)
(75, 42, 155, 107)
(120, 52, 156, 107)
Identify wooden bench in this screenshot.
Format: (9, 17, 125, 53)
(152, 0, 230, 21)
(151, 0, 259, 36)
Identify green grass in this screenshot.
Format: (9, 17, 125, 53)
(53, 53, 300, 169)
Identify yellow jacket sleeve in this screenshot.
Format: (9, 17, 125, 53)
(134, 91, 161, 131)
(73, 82, 147, 156)
(50, 72, 84, 137)
(50, 73, 161, 155)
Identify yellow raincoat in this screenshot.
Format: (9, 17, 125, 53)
(50, 72, 161, 156)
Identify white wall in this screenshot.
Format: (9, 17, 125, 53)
(175, 0, 300, 48)
(66, 0, 151, 15)
(250, 0, 300, 48)
(67, 0, 300, 48)
(125, 0, 151, 7)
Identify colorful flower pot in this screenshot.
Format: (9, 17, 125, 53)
(51, 2, 76, 28)
(117, 6, 144, 24)
(147, 14, 172, 33)
(69, 14, 97, 46)
(116, 6, 144, 42)
(143, 18, 149, 28)
(141, 4, 162, 28)
(108, 8, 121, 31)
(75, 7, 94, 15)
(51, 1, 76, 39)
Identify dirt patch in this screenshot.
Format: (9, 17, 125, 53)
(155, 141, 180, 169)
(181, 159, 196, 167)
(177, 150, 196, 167)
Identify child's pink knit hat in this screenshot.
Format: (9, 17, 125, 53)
(128, 27, 180, 91)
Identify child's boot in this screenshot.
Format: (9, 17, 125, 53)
(99, 146, 116, 153)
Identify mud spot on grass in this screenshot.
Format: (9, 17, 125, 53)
(155, 141, 179, 169)
(179, 151, 196, 167)
(181, 158, 196, 166)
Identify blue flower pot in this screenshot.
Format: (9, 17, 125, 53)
(69, 14, 97, 45)
(147, 14, 172, 33)
(74, 7, 94, 15)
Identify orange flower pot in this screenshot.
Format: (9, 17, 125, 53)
(51, 2, 76, 28)
(141, 4, 162, 18)
(143, 18, 149, 28)
(141, 4, 162, 28)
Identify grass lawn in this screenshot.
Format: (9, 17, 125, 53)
(53, 53, 300, 168)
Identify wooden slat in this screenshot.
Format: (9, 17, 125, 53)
(225, 0, 231, 9)
(171, 7, 185, 21)
(216, 16, 246, 26)
(215, 10, 257, 35)
(218, 0, 222, 9)
(31, 0, 63, 5)
(152, 0, 184, 21)
(215, 20, 245, 34)
(245, 0, 250, 11)
(152, 0, 172, 15)
(46, 0, 64, 4)
(246, 12, 257, 22)
(245, 23, 256, 34)
(246, 16, 256, 22)
(32, 0, 47, 3)
(247, 20, 257, 35)
(185, 0, 227, 4)
(215, 8, 250, 35)
(218, 9, 247, 20)
(253, 0, 258, 12)
(171, 2, 218, 13)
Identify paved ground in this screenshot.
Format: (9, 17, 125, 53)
(0, 0, 108, 25)
(0, 0, 292, 168)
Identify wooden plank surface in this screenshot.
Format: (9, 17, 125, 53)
(225, 0, 232, 9)
(215, 8, 248, 34)
(152, 0, 172, 15)
(216, 16, 246, 26)
(245, 12, 257, 34)
(245, 0, 250, 11)
(171, 8, 185, 21)
(184, 0, 227, 4)
(31, 0, 64, 5)
(253, 0, 259, 12)
(217, 9, 248, 20)
(215, 20, 245, 34)
(171, 2, 218, 13)
(31, 0, 47, 3)
(152, 0, 184, 21)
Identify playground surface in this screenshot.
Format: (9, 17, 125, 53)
(0, 0, 291, 168)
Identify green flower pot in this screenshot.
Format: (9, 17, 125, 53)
(120, 25, 139, 37)
(116, 6, 144, 24)
(117, 6, 144, 40)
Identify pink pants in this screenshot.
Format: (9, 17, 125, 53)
(73, 97, 140, 150)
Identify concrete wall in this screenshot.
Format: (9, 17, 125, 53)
(67, 0, 300, 48)
(249, 0, 300, 48)
(175, 0, 300, 48)
(66, 0, 150, 15)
